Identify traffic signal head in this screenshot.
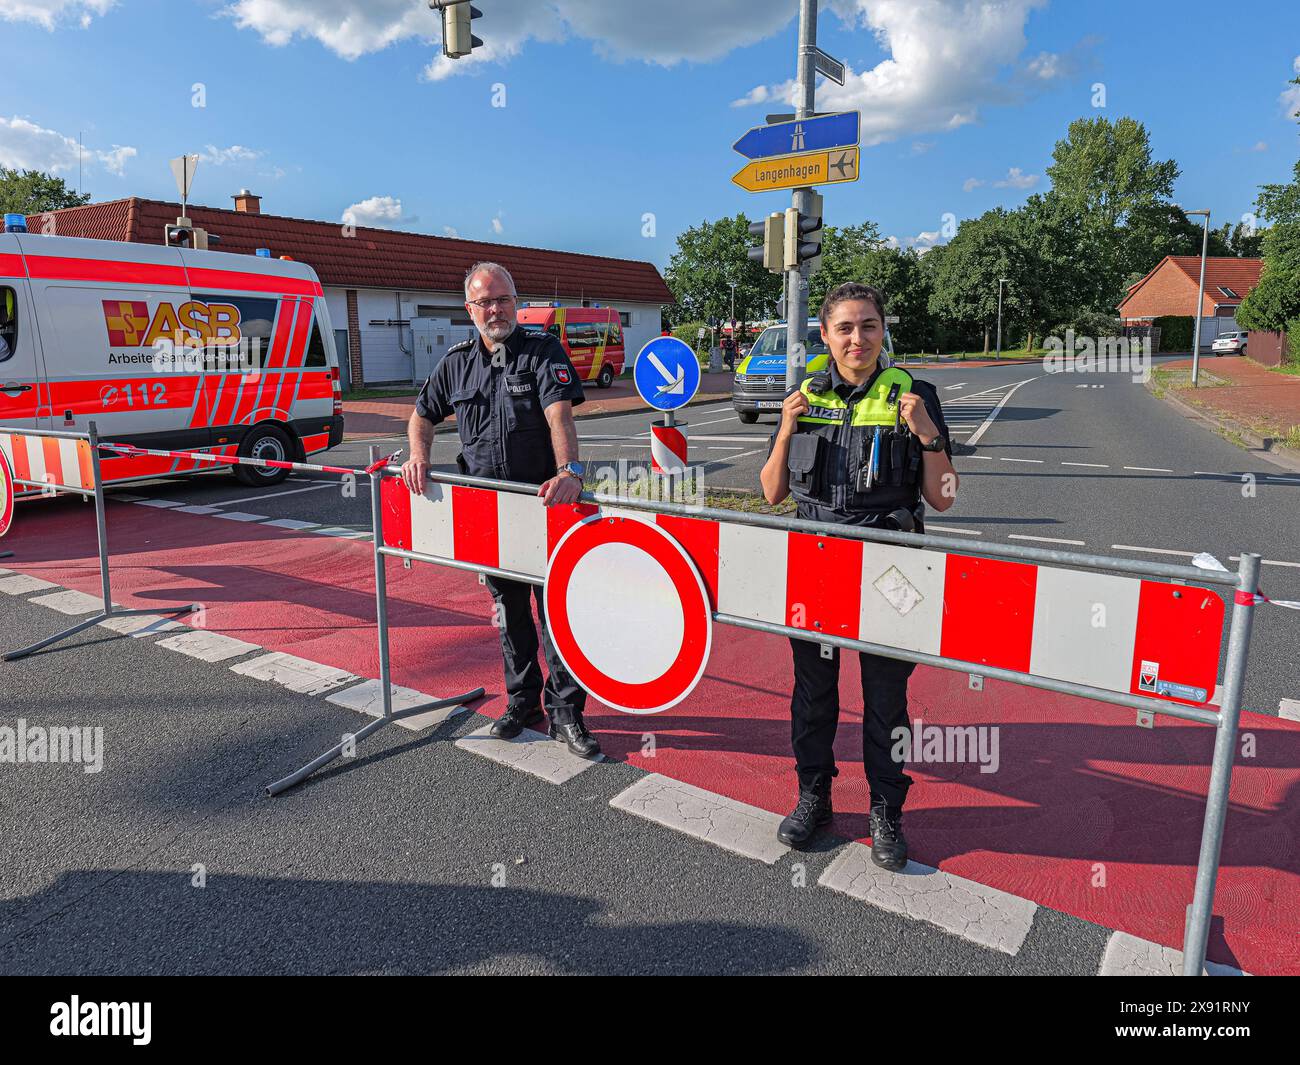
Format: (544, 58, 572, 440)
(784, 204, 823, 272)
(438, 1, 483, 59)
(748, 213, 785, 275)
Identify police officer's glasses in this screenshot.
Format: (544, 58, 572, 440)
(467, 295, 516, 310)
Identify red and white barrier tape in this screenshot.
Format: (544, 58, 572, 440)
(1235, 589, 1300, 610)
(98, 442, 365, 478)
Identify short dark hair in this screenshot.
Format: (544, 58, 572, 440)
(819, 282, 885, 329)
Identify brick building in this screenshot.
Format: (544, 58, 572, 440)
(1118, 256, 1264, 349)
(28, 193, 674, 387)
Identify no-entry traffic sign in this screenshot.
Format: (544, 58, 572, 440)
(543, 514, 712, 714)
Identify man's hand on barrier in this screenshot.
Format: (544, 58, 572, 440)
(778, 390, 810, 438)
(539, 472, 581, 507)
(401, 459, 429, 495)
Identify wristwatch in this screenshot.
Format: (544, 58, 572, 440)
(557, 461, 585, 481)
(920, 435, 947, 453)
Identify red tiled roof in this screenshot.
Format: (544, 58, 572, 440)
(1118, 255, 1264, 311)
(27, 197, 675, 305)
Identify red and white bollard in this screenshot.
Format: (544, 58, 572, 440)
(650, 419, 688, 475)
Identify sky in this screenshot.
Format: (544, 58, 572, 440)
(1, 0, 1298, 271)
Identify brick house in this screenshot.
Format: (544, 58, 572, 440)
(27, 193, 674, 388)
(1117, 256, 1264, 349)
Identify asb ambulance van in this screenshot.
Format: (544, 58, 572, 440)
(731, 318, 894, 423)
(0, 226, 343, 491)
(515, 305, 625, 388)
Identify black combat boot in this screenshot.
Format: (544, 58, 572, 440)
(777, 783, 833, 846)
(490, 705, 544, 739)
(868, 799, 908, 871)
(548, 716, 602, 759)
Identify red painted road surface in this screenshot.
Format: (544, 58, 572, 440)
(4, 496, 1298, 975)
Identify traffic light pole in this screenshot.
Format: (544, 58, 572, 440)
(785, 0, 818, 395)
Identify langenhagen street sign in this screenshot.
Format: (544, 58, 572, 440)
(731, 147, 859, 193)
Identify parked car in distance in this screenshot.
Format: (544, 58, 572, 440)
(1211, 332, 1247, 356)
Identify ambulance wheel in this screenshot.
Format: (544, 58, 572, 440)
(737, 410, 759, 424)
(597, 364, 616, 389)
(234, 426, 292, 487)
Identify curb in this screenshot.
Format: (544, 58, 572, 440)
(1145, 378, 1300, 475)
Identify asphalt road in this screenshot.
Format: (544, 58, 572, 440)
(101, 354, 1300, 718)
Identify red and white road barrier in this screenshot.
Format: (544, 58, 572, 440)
(380, 476, 1225, 708)
(0, 448, 14, 537)
(1, 429, 96, 494)
(97, 441, 362, 478)
(650, 420, 688, 474)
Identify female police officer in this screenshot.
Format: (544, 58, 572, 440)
(759, 282, 958, 867)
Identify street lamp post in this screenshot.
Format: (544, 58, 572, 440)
(1186, 210, 1210, 387)
(996, 278, 1009, 361)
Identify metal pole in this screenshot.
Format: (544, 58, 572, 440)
(1182, 551, 1260, 975)
(87, 420, 112, 611)
(785, 0, 817, 396)
(1191, 211, 1210, 387)
(370, 456, 395, 720)
(996, 280, 1005, 361)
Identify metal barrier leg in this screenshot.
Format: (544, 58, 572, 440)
(265, 464, 484, 797)
(1181, 552, 1260, 975)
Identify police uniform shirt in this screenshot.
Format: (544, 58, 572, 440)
(416, 324, 585, 484)
(769, 359, 952, 527)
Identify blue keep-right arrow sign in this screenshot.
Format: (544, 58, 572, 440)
(733, 111, 860, 161)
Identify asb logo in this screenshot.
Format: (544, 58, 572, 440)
(101, 299, 243, 348)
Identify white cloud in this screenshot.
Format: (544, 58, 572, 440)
(1281, 57, 1300, 119)
(963, 177, 984, 192)
(730, 84, 772, 109)
(0, 0, 114, 30)
(198, 144, 264, 166)
(883, 229, 942, 253)
(0, 115, 135, 176)
(341, 195, 413, 228)
(739, 0, 1065, 147)
(490, 212, 504, 235)
(993, 166, 1038, 189)
(911, 140, 935, 154)
(443, 226, 459, 238)
(220, 0, 794, 79)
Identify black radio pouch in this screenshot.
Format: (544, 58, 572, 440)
(787, 432, 824, 501)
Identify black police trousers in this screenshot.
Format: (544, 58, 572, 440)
(483, 575, 586, 724)
(788, 637, 915, 808)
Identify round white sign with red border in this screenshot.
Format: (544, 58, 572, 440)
(544, 513, 712, 714)
(0, 447, 14, 538)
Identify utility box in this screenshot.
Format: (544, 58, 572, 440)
(410, 318, 476, 383)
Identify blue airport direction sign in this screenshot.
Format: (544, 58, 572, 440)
(634, 336, 701, 412)
(733, 111, 859, 161)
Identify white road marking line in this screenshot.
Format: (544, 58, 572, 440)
(133, 498, 185, 508)
(327, 680, 472, 732)
(943, 383, 967, 390)
(959, 455, 993, 460)
(1062, 462, 1109, 468)
(1123, 466, 1173, 473)
(964, 377, 1039, 446)
(174, 505, 222, 515)
(927, 524, 982, 536)
(157, 630, 261, 663)
(610, 774, 790, 864)
(1264, 475, 1300, 484)
(97, 613, 183, 637)
(685, 415, 745, 429)
(999, 457, 1044, 464)
(1229, 555, 1300, 569)
(1279, 698, 1300, 722)
(27, 589, 103, 614)
(208, 480, 352, 507)
(819, 843, 1037, 956)
(1098, 931, 1247, 977)
(707, 446, 744, 451)
(1008, 534, 1087, 546)
(455, 723, 599, 783)
(261, 518, 321, 530)
(313, 527, 369, 539)
(231, 652, 357, 696)
(1111, 545, 1197, 558)
(0, 574, 59, 595)
(212, 511, 270, 522)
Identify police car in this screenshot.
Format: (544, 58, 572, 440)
(0, 217, 343, 491)
(731, 318, 894, 424)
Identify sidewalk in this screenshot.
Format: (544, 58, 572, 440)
(342, 371, 735, 439)
(1159, 356, 1300, 453)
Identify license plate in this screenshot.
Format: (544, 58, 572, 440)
(756, 400, 783, 409)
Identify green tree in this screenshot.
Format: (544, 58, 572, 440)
(0, 168, 90, 215)
(807, 220, 883, 312)
(661, 213, 782, 329)
(851, 244, 933, 352)
(1045, 116, 1178, 230)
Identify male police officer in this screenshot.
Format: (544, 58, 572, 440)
(759, 282, 958, 867)
(401, 262, 600, 759)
